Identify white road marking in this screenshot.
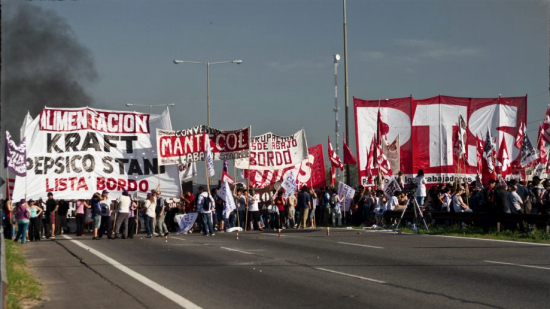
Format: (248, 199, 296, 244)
(315, 267, 386, 284)
(429, 235, 550, 246)
(338, 242, 383, 249)
(63, 235, 203, 309)
(484, 260, 550, 270)
(220, 247, 254, 255)
(171, 237, 186, 241)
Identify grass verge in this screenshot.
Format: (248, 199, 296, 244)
(5, 241, 42, 309)
(395, 224, 549, 244)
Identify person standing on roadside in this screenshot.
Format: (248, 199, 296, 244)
(13, 199, 30, 245)
(127, 199, 138, 239)
(144, 193, 156, 238)
(3, 198, 14, 240)
(297, 186, 312, 229)
(56, 199, 69, 235)
(114, 190, 131, 239)
(287, 192, 297, 228)
(414, 170, 427, 206)
(99, 190, 112, 239)
(45, 192, 58, 239)
(246, 189, 263, 231)
(75, 199, 89, 236)
(90, 192, 102, 240)
(155, 190, 169, 237)
(197, 186, 215, 235)
(28, 199, 43, 241)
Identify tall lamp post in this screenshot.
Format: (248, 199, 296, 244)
(343, 0, 351, 185)
(173, 59, 242, 126)
(333, 54, 341, 181)
(125, 103, 175, 114)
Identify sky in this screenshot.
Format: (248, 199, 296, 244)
(3, 0, 549, 181)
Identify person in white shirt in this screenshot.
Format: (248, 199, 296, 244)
(197, 187, 216, 236)
(508, 185, 523, 214)
(114, 190, 131, 239)
(415, 170, 427, 206)
(144, 193, 156, 238)
(246, 189, 263, 231)
(439, 188, 452, 212)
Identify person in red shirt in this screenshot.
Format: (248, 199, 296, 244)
(181, 191, 195, 213)
(274, 191, 286, 230)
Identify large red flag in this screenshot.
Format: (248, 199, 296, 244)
(343, 140, 357, 164)
(497, 137, 511, 178)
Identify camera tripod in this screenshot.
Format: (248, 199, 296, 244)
(394, 197, 430, 234)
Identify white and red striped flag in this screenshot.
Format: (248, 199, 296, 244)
(375, 142, 392, 176)
(328, 136, 343, 171)
(221, 171, 235, 184)
(538, 124, 548, 167)
(542, 106, 550, 144)
(497, 137, 511, 178)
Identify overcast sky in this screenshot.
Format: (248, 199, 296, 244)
(11, 0, 550, 177)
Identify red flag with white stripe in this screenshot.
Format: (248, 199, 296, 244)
(221, 171, 235, 184)
(538, 124, 548, 166)
(497, 137, 511, 178)
(328, 136, 343, 171)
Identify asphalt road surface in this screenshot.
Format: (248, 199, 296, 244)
(27, 228, 550, 309)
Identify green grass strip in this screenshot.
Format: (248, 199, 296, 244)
(5, 241, 42, 309)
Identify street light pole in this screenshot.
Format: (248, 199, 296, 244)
(333, 54, 340, 181)
(173, 59, 242, 127)
(343, 0, 351, 186)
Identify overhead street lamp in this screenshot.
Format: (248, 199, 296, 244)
(125, 103, 175, 114)
(173, 59, 243, 126)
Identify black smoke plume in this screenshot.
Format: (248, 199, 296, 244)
(1, 2, 97, 140)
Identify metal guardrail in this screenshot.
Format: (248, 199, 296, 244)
(1, 221, 8, 309)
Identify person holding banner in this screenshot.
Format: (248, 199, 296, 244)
(114, 191, 131, 239)
(99, 190, 112, 239)
(75, 199, 90, 236)
(91, 192, 102, 240)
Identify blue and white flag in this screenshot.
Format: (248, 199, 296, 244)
(337, 182, 356, 211)
(281, 170, 297, 198)
(206, 136, 215, 177)
(217, 181, 236, 219)
(174, 212, 199, 235)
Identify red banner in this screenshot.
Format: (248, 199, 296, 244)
(245, 144, 326, 189)
(157, 125, 250, 165)
(354, 95, 527, 186)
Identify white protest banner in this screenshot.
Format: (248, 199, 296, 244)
(217, 181, 236, 219)
(12, 107, 180, 200)
(174, 212, 199, 235)
(281, 170, 297, 198)
(235, 129, 308, 170)
(337, 182, 356, 211)
(157, 125, 250, 165)
(382, 177, 402, 199)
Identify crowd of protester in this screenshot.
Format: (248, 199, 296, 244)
(2, 170, 549, 245)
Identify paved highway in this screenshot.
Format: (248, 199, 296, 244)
(27, 229, 550, 309)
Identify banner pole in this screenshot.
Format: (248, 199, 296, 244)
(6, 169, 10, 200)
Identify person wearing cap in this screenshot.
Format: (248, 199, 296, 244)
(45, 192, 58, 239)
(144, 193, 156, 238)
(114, 190, 131, 239)
(28, 199, 43, 241)
(99, 190, 112, 239)
(13, 199, 31, 244)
